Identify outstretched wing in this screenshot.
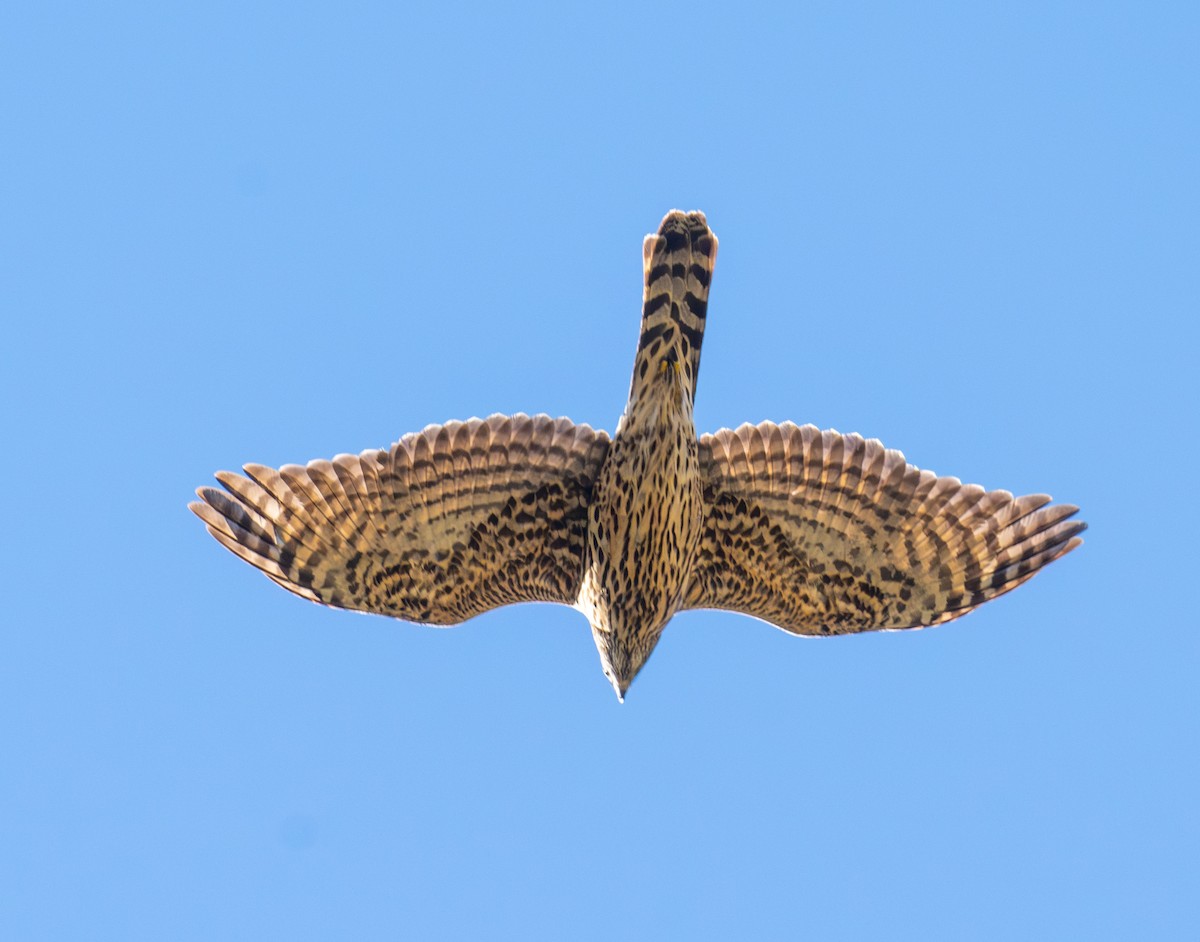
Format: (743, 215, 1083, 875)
(683, 422, 1085, 635)
(191, 414, 610, 624)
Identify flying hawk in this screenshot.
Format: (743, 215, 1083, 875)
(191, 211, 1085, 700)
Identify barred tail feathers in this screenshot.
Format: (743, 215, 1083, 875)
(630, 210, 717, 401)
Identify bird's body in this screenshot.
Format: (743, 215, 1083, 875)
(192, 211, 1085, 700)
(577, 213, 712, 698)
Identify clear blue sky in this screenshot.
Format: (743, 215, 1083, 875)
(3, 2, 1196, 939)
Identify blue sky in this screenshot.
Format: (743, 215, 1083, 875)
(2, 2, 1197, 938)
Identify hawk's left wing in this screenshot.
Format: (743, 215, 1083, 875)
(682, 422, 1085, 635)
(191, 413, 610, 624)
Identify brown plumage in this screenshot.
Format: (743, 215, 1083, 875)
(192, 210, 1085, 700)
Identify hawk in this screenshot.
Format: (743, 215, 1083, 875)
(192, 211, 1085, 700)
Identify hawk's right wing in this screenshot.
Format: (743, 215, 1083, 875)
(191, 414, 610, 624)
(682, 422, 1084, 635)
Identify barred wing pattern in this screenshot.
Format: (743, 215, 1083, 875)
(191, 414, 610, 624)
(683, 422, 1085, 635)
